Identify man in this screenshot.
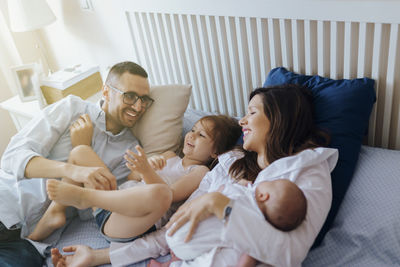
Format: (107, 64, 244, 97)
(0, 61, 152, 266)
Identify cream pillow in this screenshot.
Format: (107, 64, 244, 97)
(132, 84, 192, 156)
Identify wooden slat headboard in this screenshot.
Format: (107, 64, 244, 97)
(122, 0, 400, 150)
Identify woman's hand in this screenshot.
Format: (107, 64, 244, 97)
(166, 192, 231, 242)
(70, 114, 93, 148)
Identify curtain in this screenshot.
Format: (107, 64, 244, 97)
(0, 0, 22, 97)
(0, 0, 22, 159)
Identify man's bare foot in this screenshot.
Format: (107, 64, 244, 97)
(28, 202, 66, 241)
(47, 179, 90, 210)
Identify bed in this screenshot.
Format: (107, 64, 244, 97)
(43, 0, 400, 265)
(45, 107, 400, 266)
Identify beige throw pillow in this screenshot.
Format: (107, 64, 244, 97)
(132, 84, 192, 156)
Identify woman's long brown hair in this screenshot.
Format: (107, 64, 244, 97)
(229, 84, 330, 182)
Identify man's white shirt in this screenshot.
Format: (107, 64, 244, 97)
(0, 95, 138, 254)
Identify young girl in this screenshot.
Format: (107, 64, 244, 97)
(37, 115, 241, 243)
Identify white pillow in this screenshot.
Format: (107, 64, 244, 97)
(132, 84, 192, 156)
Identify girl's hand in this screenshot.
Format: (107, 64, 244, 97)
(70, 114, 93, 148)
(148, 155, 167, 170)
(124, 145, 153, 176)
(166, 192, 231, 242)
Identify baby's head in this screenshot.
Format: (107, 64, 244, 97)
(255, 179, 307, 231)
(183, 115, 241, 168)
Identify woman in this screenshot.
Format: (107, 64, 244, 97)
(164, 84, 338, 266)
(52, 84, 338, 267)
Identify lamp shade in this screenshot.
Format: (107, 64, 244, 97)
(8, 0, 56, 32)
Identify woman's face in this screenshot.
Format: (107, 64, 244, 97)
(239, 94, 270, 155)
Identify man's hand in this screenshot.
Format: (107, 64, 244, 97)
(68, 165, 117, 190)
(70, 114, 93, 148)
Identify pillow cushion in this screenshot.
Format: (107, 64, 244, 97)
(132, 84, 192, 157)
(264, 67, 376, 247)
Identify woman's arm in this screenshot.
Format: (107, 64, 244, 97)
(166, 160, 332, 266)
(166, 191, 230, 242)
(220, 164, 333, 266)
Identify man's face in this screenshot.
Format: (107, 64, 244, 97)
(102, 72, 150, 134)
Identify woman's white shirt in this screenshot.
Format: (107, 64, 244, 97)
(110, 147, 338, 267)
(171, 147, 338, 267)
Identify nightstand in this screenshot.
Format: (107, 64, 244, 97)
(0, 92, 102, 131)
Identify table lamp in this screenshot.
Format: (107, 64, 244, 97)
(8, 0, 56, 75)
(8, 0, 56, 32)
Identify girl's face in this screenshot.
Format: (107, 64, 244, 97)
(239, 94, 270, 155)
(183, 120, 216, 163)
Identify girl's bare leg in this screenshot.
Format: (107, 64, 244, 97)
(28, 145, 109, 241)
(47, 179, 172, 238)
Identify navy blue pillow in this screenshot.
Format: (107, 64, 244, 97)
(264, 67, 376, 247)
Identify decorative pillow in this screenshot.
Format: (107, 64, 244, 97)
(132, 84, 192, 157)
(264, 67, 376, 247)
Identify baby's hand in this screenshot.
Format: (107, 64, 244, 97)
(124, 145, 153, 175)
(70, 114, 93, 148)
(147, 155, 166, 170)
(237, 179, 252, 187)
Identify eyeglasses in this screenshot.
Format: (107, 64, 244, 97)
(107, 84, 154, 109)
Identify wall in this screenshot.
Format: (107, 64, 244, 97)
(0, 0, 20, 161)
(41, 0, 136, 78)
(0, 0, 130, 159)
(0, 73, 16, 162)
(6, 0, 400, 149)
